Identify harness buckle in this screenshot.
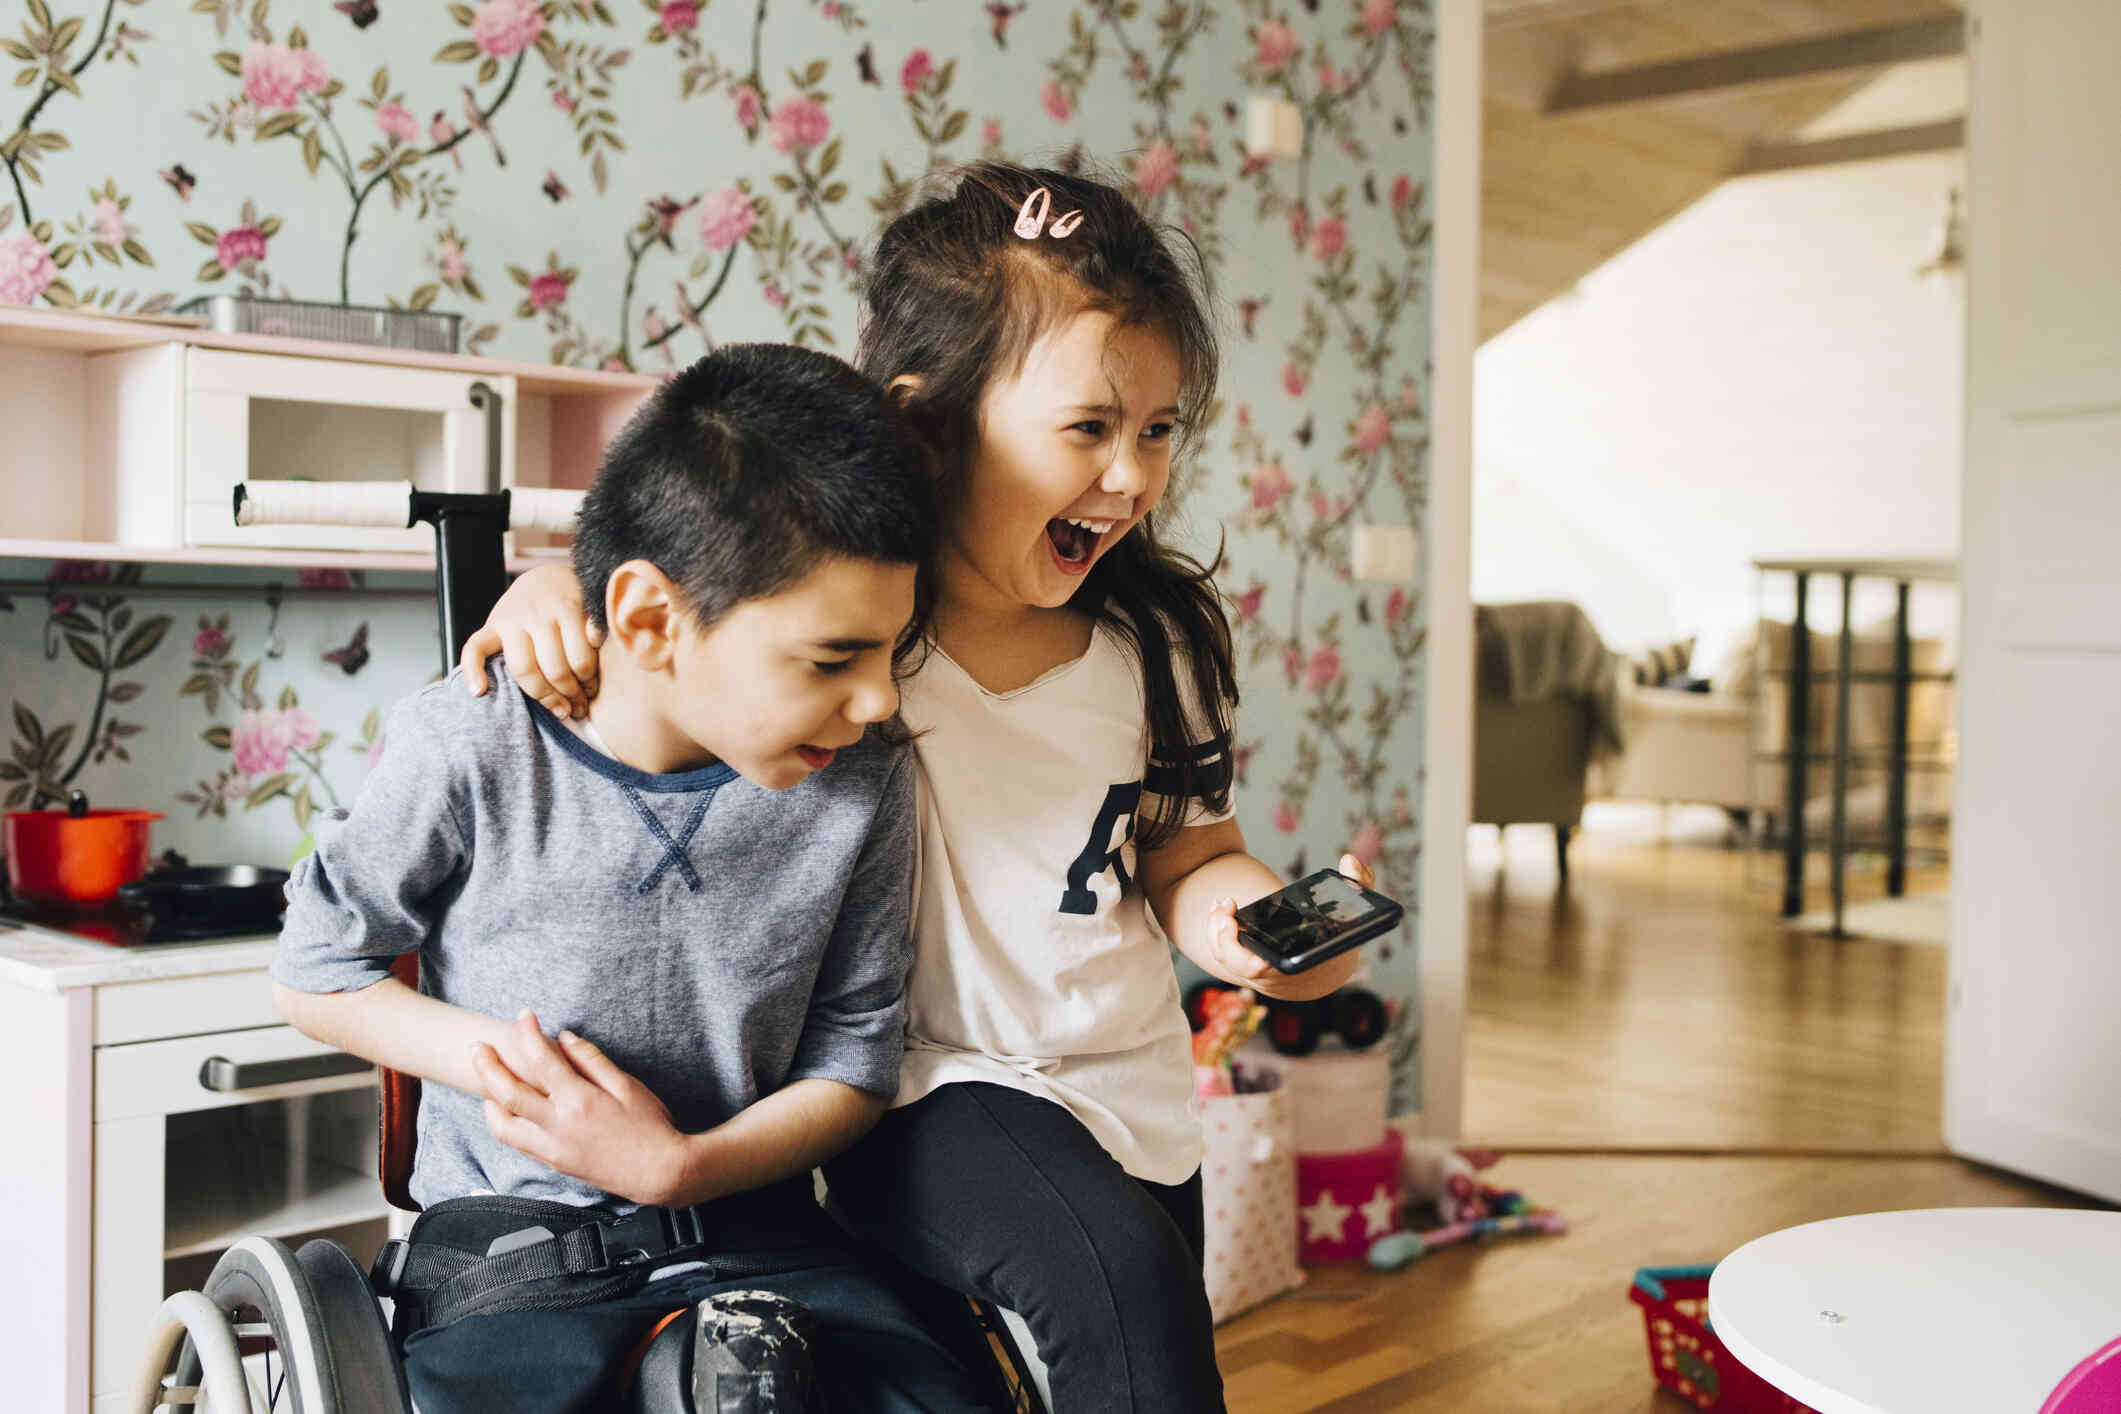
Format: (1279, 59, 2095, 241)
(592, 1205, 705, 1270)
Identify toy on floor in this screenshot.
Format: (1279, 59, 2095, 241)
(1399, 1136, 1505, 1224)
(1628, 1266, 1820, 1412)
(1366, 1209, 1568, 1271)
(1192, 988, 1268, 1097)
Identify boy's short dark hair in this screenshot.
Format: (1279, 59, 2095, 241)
(572, 342, 936, 640)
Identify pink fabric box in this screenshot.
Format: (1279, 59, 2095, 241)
(1199, 1086, 1305, 1322)
(1295, 1126, 1403, 1264)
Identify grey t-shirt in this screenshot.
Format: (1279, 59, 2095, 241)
(271, 661, 916, 1212)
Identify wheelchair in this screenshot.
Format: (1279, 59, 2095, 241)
(132, 483, 1050, 1413)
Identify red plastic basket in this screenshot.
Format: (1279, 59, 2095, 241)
(1629, 1266, 1819, 1412)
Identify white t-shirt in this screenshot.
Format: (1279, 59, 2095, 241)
(894, 619, 1234, 1184)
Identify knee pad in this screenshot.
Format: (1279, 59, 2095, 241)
(633, 1290, 820, 1414)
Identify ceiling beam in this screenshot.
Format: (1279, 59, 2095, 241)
(1543, 16, 1965, 115)
(1735, 117, 1965, 175)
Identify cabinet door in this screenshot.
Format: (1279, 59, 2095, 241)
(185, 349, 516, 552)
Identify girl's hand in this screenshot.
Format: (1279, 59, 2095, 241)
(473, 1010, 686, 1208)
(1338, 850, 1377, 891)
(458, 564, 600, 719)
(1218, 853, 1377, 1000)
(1202, 896, 1278, 986)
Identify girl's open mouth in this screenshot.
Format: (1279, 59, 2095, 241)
(795, 745, 836, 770)
(1045, 517, 1113, 574)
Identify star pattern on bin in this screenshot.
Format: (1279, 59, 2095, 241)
(1360, 1183, 1398, 1237)
(1301, 1188, 1353, 1244)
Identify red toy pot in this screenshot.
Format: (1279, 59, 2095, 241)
(5, 799, 164, 904)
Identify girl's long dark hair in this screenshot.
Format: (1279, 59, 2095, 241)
(856, 160, 1236, 849)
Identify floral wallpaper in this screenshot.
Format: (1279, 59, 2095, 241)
(0, 0, 1436, 1111)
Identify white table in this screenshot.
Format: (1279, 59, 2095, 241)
(1709, 1208, 2121, 1414)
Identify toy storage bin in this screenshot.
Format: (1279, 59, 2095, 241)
(1629, 1266, 1819, 1412)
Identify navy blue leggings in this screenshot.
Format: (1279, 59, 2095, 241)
(824, 1082, 1225, 1414)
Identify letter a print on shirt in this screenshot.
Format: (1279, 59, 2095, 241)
(1059, 781, 1142, 914)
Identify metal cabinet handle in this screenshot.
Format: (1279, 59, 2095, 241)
(198, 1052, 374, 1092)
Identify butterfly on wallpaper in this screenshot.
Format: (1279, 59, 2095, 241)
(1293, 415, 1314, 448)
(1356, 595, 1371, 626)
(158, 163, 197, 202)
(323, 623, 370, 677)
(1364, 173, 1378, 206)
(1239, 297, 1266, 339)
(1223, 100, 1239, 123)
(1394, 115, 1408, 136)
(542, 171, 571, 203)
(334, 0, 379, 28)
(856, 43, 878, 85)
(986, 3, 1026, 48)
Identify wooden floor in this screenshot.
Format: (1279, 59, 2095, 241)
(1213, 815, 2100, 1413)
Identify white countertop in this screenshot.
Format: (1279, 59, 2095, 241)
(1709, 1207, 2121, 1414)
(0, 916, 279, 992)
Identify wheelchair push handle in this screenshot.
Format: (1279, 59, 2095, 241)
(199, 1051, 374, 1092)
(231, 481, 585, 534)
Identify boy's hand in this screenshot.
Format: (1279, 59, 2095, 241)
(474, 1010, 686, 1208)
(458, 564, 600, 720)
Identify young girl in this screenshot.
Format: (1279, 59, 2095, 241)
(463, 162, 1372, 1411)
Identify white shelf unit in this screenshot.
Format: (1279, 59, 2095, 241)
(162, 1093, 391, 1259)
(0, 305, 657, 568)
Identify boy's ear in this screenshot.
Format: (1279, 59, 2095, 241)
(885, 373, 923, 407)
(604, 560, 681, 670)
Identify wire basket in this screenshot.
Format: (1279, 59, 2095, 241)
(1629, 1266, 1819, 1412)
(178, 294, 460, 354)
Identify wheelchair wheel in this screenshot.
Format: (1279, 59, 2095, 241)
(132, 1236, 410, 1413)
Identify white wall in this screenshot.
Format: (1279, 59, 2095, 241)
(1473, 66, 1967, 665)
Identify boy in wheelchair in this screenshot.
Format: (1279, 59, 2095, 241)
(270, 344, 994, 1413)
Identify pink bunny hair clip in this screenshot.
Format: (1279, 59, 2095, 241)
(1014, 186, 1083, 240)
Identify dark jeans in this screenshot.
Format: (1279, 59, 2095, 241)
(400, 1251, 996, 1414)
(824, 1082, 1226, 1414)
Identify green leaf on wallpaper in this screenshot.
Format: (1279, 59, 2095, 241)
(408, 283, 439, 311)
(197, 259, 226, 281)
(203, 725, 233, 748)
(13, 702, 42, 750)
(53, 610, 94, 634)
(256, 112, 302, 141)
(241, 662, 260, 700)
(0, 40, 32, 62)
(313, 731, 335, 752)
(434, 39, 479, 63)
(447, 4, 473, 23)
(32, 130, 67, 152)
(796, 59, 827, 89)
(13, 72, 39, 93)
(41, 723, 74, 770)
(186, 221, 217, 246)
(113, 616, 170, 670)
(820, 181, 846, 204)
(287, 24, 306, 48)
(26, 0, 51, 30)
(108, 682, 142, 704)
(939, 110, 967, 144)
(214, 50, 242, 76)
(278, 685, 296, 710)
(293, 784, 313, 833)
(247, 772, 296, 809)
(370, 67, 389, 100)
(478, 55, 498, 85)
(5, 783, 28, 809)
(816, 139, 839, 179)
(0, 761, 22, 782)
(302, 128, 322, 175)
(65, 634, 103, 673)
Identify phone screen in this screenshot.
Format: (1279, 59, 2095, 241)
(1232, 870, 1400, 966)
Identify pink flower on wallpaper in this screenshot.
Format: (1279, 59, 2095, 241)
(1232, 585, 1264, 622)
(94, 198, 125, 247)
(1281, 362, 1306, 398)
(231, 709, 293, 776)
(982, 117, 1003, 149)
(552, 87, 576, 112)
(1288, 204, 1310, 251)
(733, 84, 762, 133)
(1250, 461, 1291, 511)
(659, 0, 699, 35)
(1354, 403, 1392, 454)
(821, 1, 841, 15)
(216, 225, 268, 271)
(527, 270, 569, 309)
(1191, 115, 1213, 156)
(365, 736, 388, 772)
(1362, 0, 1397, 34)
(769, 95, 830, 153)
(1235, 402, 1251, 429)
(1309, 490, 1331, 521)
(1041, 79, 1072, 121)
(1350, 820, 1384, 867)
(1399, 373, 1421, 412)
(1316, 58, 1344, 94)
(193, 625, 228, 656)
(375, 100, 419, 145)
(439, 238, 467, 283)
(282, 706, 321, 751)
(241, 42, 330, 112)
(220, 775, 250, 803)
(1393, 786, 1413, 825)
(1133, 139, 1178, 197)
(2, 232, 60, 305)
(1305, 644, 1342, 693)
(1255, 20, 1299, 71)
(1391, 174, 1414, 212)
(1273, 800, 1301, 835)
(1310, 215, 1347, 260)
(763, 282, 788, 308)
(900, 48, 934, 95)
(1384, 586, 1407, 624)
(697, 185, 755, 251)
(471, 0, 545, 59)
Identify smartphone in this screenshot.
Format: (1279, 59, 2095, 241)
(1231, 868, 1405, 974)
